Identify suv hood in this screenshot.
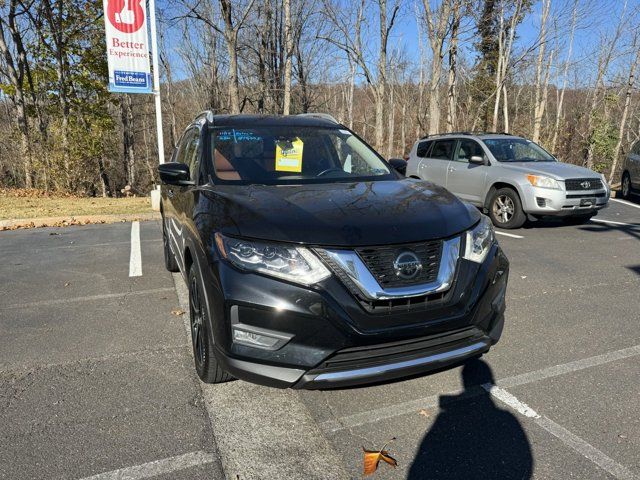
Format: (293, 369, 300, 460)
(501, 161, 601, 180)
(200, 179, 479, 247)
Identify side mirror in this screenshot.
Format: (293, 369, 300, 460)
(470, 155, 487, 165)
(158, 163, 193, 186)
(388, 158, 407, 176)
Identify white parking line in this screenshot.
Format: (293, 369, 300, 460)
(590, 218, 639, 227)
(611, 198, 640, 209)
(321, 343, 640, 433)
(129, 221, 142, 277)
(495, 230, 524, 239)
(79, 450, 218, 480)
(482, 384, 540, 418)
(484, 387, 637, 480)
(535, 416, 637, 480)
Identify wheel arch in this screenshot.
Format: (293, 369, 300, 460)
(484, 181, 524, 211)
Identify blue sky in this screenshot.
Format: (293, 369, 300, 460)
(153, 0, 633, 87)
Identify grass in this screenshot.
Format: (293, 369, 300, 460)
(0, 190, 152, 220)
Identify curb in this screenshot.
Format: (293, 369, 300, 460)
(0, 212, 160, 231)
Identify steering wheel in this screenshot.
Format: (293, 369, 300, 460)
(316, 167, 345, 177)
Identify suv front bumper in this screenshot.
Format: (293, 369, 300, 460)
(202, 243, 509, 389)
(521, 184, 610, 216)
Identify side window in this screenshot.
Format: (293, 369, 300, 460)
(416, 140, 432, 158)
(430, 140, 456, 160)
(457, 140, 485, 163)
(176, 128, 200, 182)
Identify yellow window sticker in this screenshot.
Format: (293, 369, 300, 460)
(275, 138, 304, 172)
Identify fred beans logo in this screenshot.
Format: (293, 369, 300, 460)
(107, 0, 145, 33)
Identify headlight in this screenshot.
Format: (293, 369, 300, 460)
(526, 174, 561, 190)
(215, 233, 330, 285)
(463, 216, 494, 264)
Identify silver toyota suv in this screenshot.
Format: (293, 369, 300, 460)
(406, 133, 610, 229)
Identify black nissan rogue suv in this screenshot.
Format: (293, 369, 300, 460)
(158, 112, 509, 389)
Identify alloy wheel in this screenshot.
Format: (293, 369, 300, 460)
(189, 276, 206, 367)
(492, 195, 515, 224)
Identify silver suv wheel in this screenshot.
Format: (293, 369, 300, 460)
(492, 195, 515, 224)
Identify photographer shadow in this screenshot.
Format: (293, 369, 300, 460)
(408, 359, 533, 479)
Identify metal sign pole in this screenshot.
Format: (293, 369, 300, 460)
(148, 0, 165, 165)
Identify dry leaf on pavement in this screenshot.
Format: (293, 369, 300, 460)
(363, 438, 398, 476)
(171, 309, 186, 316)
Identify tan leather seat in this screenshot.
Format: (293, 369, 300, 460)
(214, 149, 241, 180)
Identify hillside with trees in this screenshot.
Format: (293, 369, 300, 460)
(1, 0, 639, 196)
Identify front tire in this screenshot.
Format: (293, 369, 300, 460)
(621, 172, 632, 199)
(488, 188, 526, 229)
(188, 267, 232, 384)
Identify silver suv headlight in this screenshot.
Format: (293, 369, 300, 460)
(526, 174, 561, 190)
(215, 233, 331, 285)
(463, 216, 494, 264)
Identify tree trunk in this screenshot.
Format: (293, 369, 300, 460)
(609, 41, 639, 183)
(282, 0, 292, 114)
(446, 0, 460, 132)
(219, 0, 242, 114)
(551, 0, 578, 152)
(121, 95, 136, 187)
(532, 0, 551, 143)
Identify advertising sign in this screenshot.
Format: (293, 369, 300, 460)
(103, 0, 152, 93)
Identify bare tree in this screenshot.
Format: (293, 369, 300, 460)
(532, 0, 551, 143)
(550, 0, 578, 152)
(445, 0, 461, 132)
(609, 33, 640, 183)
(282, 0, 293, 114)
(0, 0, 33, 187)
(421, 0, 452, 135)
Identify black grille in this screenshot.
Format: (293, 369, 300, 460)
(311, 326, 485, 374)
(565, 192, 606, 199)
(355, 240, 442, 288)
(565, 178, 603, 191)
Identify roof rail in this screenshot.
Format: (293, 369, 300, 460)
(194, 110, 215, 124)
(297, 113, 339, 124)
(420, 131, 513, 139)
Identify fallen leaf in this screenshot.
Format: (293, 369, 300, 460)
(520, 275, 527, 279)
(64, 282, 70, 287)
(363, 438, 398, 476)
(171, 309, 186, 316)
(418, 408, 430, 417)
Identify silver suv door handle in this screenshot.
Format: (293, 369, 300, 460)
(448, 166, 456, 172)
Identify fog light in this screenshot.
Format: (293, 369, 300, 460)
(232, 327, 281, 349)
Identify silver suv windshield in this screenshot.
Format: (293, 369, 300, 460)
(483, 138, 556, 163)
(209, 126, 393, 184)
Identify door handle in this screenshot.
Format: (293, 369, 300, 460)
(448, 166, 456, 173)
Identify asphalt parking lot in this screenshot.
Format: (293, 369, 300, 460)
(1, 197, 639, 479)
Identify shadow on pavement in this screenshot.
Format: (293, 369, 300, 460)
(408, 359, 533, 480)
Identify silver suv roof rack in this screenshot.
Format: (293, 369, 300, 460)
(420, 131, 511, 139)
(297, 113, 339, 124)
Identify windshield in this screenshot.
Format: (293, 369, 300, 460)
(483, 138, 556, 163)
(209, 126, 393, 184)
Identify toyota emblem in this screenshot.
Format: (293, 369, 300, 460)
(580, 181, 591, 189)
